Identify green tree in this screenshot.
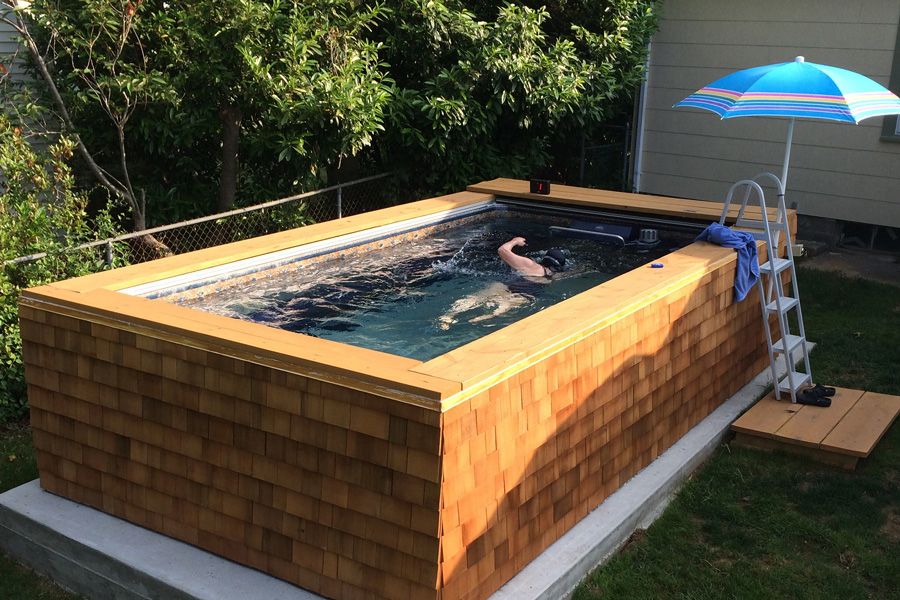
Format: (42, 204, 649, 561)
(4, 0, 657, 221)
(237, 1, 391, 179)
(157, 0, 392, 211)
(2, 0, 178, 237)
(4, 1, 394, 224)
(0, 115, 120, 422)
(377, 0, 658, 191)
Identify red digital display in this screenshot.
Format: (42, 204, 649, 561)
(530, 179, 551, 195)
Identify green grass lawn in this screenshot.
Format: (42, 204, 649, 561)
(1, 268, 897, 599)
(1, 423, 82, 599)
(574, 267, 900, 599)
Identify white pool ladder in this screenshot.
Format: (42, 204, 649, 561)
(719, 173, 811, 403)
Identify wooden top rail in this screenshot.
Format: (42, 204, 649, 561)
(21, 285, 462, 408)
(23, 181, 770, 411)
(54, 191, 493, 293)
(468, 178, 785, 223)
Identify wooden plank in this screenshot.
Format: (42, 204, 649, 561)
(50, 191, 494, 293)
(771, 387, 864, 448)
(731, 394, 801, 437)
(467, 178, 785, 222)
(820, 391, 900, 457)
(21, 286, 461, 406)
(732, 433, 859, 470)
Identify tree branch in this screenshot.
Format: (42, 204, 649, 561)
(117, 123, 139, 216)
(6, 4, 133, 206)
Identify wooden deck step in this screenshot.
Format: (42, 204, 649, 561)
(731, 388, 900, 469)
(820, 392, 900, 457)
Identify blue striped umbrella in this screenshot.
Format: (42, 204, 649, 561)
(675, 56, 900, 190)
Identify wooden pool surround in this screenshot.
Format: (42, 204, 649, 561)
(20, 179, 792, 600)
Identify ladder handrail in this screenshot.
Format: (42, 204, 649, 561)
(720, 179, 767, 226)
(717, 175, 812, 403)
(750, 171, 786, 197)
(776, 193, 813, 388)
(720, 176, 785, 230)
(720, 180, 786, 397)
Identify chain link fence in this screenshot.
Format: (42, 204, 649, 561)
(6, 172, 402, 273)
(577, 123, 631, 191)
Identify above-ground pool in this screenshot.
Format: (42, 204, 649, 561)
(20, 179, 790, 599)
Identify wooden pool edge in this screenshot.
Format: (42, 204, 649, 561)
(21, 181, 786, 415)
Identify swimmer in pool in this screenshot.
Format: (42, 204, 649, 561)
(497, 237, 566, 278)
(437, 237, 566, 330)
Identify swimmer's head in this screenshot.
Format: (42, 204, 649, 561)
(540, 248, 566, 272)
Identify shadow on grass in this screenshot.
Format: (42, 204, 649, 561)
(574, 268, 900, 600)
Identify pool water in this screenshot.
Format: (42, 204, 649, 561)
(174, 212, 689, 360)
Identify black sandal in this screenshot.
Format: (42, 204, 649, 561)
(796, 388, 831, 407)
(809, 383, 836, 397)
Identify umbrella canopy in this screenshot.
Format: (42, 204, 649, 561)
(676, 56, 900, 123)
(675, 56, 900, 192)
(675, 57, 900, 403)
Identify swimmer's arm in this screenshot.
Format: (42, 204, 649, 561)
(498, 238, 544, 276)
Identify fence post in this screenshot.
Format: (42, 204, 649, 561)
(336, 186, 343, 219)
(622, 121, 632, 192)
(105, 241, 114, 267)
(579, 133, 586, 186)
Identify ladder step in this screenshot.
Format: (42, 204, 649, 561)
(737, 230, 765, 241)
(766, 297, 799, 313)
(777, 371, 812, 393)
(735, 218, 788, 231)
(773, 334, 805, 355)
(740, 230, 770, 242)
(737, 228, 782, 244)
(760, 257, 792, 275)
(735, 218, 766, 230)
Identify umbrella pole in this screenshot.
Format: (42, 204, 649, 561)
(779, 117, 795, 197)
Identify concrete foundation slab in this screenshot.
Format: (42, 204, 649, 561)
(0, 351, 803, 600)
(0, 480, 317, 600)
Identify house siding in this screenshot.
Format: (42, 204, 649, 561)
(639, 0, 900, 227)
(1, 15, 26, 79)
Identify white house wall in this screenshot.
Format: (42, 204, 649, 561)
(639, 0, 900, 227)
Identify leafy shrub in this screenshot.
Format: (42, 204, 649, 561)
(378, 0, 659, 192)
(0, 115, 121, 423)
(15, 1, 658, 220)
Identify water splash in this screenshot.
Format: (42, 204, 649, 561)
(432, 239, 482, 276)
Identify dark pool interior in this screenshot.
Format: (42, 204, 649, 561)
(171, 206, 698, 360)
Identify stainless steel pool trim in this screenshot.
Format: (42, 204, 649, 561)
(497, 198, 708, 232)
(119, 201, 493, 298)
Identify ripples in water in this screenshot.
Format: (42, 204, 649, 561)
(176, 214, 688, 360)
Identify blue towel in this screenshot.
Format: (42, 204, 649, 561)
(695, 223, 759, 302)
